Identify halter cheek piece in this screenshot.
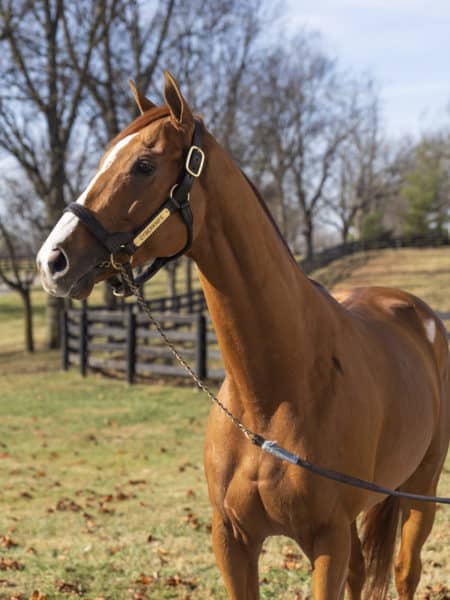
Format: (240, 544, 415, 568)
(65, 119, 205, 297)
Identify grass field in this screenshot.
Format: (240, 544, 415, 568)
(0, 248, 449, 599)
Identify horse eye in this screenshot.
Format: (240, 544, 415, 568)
(134, 159, 154, 175)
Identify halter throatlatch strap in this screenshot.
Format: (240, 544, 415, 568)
(65, 119, 204, 296)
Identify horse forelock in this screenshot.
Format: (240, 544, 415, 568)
(108, 106, 171, 149)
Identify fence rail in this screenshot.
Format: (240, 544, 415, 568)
(301, 233, 450, 273)
(136, 289, 206, 313)
(61, 303, 224, 383)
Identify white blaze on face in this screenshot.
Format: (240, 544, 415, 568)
(37, 133, 137, 289)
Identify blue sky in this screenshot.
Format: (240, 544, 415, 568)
(285, 0, 450, 138)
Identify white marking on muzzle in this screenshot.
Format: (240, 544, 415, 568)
(37, 133, 137, 289)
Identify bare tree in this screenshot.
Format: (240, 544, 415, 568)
(323, 80, 384, 242)
(0, 0, 107, 347)
(249, 33, 359, 261)
(0, 220, 36, 352)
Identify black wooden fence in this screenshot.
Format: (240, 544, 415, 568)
(138, 289, 206, 313)
(301, 233, 450, 273)
(60, 300, 224, 383)
(59, 234, 450, 383)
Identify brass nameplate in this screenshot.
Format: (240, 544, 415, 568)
(133, 208, 171, 247)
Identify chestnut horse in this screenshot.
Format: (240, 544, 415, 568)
(37, 72, 450, 599)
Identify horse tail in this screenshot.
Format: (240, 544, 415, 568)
(361, 495, 400, 600)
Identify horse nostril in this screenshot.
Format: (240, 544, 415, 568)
(47, 248, 69, 278)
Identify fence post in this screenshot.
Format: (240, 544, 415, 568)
(185, 257, 192, 301)
(60, 309, 69, 371)
(126, 304, 136, 385)
(195, 312, 207, 380)
(79, 302, 88, 377)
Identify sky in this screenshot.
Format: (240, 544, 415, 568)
(285, 0, 450, 138)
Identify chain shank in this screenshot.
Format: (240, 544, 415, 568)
(119, 266, 256, 441)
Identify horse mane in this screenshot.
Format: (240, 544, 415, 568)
(242, 172, 298, 266)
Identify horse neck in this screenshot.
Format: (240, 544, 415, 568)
(190, 134, 335, 416)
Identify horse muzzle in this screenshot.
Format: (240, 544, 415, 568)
(36, 212, 105, 298)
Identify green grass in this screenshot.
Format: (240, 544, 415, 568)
(1, 247, 450, 598)
(315, 247, 450, 332)
(0, 364, 314, 599)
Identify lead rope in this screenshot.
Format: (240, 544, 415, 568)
(117, 264, 450, 505)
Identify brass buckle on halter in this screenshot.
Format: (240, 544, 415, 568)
(185, 145, 205, 178)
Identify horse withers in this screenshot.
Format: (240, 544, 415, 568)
(37, 71, 450, 599)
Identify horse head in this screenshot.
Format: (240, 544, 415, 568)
(37, 71, 207, 299)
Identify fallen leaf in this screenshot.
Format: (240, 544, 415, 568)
(0, 536, 18, 549)
(0, 558, 24, 571)
(99, 505, 115, 515)
(55, 498, 82, 512)
(181, 512, 200, 529)
(31, 591, 49, 600)
(55, 580, 85, 595)
(116, 491, 130, 501)
(165, 575, 197, 590)
(135, 573, 153, 585)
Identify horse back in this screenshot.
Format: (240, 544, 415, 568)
(335, 285, 449, 377)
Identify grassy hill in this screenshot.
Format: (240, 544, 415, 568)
(0, 247, 449, 598)
(314, 246, 450, 327)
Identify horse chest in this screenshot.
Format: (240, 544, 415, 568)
(213, 452, 309, 540)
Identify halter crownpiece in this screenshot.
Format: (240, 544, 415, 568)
(65, 119, 205, 296)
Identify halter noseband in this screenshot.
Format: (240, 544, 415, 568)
(65, 119, 205, 296)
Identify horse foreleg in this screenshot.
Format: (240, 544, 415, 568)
(211, 510, 262, 600)
(311, 522, 351, 600)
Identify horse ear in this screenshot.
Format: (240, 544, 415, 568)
(128, 79, 156, 114)
(163, 70, 193, 128)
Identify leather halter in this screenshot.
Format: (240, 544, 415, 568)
(65, 119, 205, 296)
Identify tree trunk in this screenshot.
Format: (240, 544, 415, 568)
(47, 294, 64, 349)
(303, 216, 314, 265)
(20, 287, 34, 353)
(341, 221, 350, 244)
